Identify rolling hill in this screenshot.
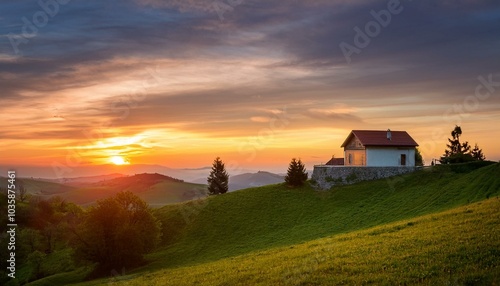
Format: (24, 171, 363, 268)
(1, 173, 207, 207)
(41, 173, 126, 186)
(20, 162, 500, 285)
(110, 198, 500, 285)
(142, 162, 500, 270)
(50, 173, 207, 207)
(0, 177, 76, 195)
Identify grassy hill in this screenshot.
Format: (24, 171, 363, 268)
(0, 173, 207, 207)
(44, 173, 126, 186)
(0, 177, 77, 195)
(111, 197, 500, 285)
(140, 162, 500, 271)
(26, 162, 500, 285)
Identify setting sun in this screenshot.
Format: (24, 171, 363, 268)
(110, 156, 130, 165)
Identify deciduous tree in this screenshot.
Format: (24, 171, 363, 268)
(73, 191, 161, 273)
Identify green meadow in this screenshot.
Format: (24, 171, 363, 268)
(115, 196, 500, 285)
(25, 162, 500, 285)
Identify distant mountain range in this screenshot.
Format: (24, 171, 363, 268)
(40, 173, 126, 185)
(0, 164, 261, 182)
(229, 171, 285, 191)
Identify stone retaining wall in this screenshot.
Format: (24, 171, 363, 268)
(311, 166, 419, 190)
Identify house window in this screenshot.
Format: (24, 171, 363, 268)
(401, 154, 406, 166)
(348, 154, 352, 165)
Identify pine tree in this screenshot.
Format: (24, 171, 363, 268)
(285, 158, 308, 187)
(470, 143, 486, 161)
(207, 157, 229, 195)
(440, 125, 474, 164)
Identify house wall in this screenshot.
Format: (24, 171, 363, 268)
(344, 136, 366, 166)
(344, 150, 366, 166)
(366, 147, 415, 167)
(344, 136, 365, 150)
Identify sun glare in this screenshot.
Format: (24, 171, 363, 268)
(110, 156, 130, 165)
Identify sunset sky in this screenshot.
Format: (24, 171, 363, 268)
(1, 0, 499, 177)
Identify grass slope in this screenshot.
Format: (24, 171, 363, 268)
(29, 162, 500, 285)
(0, 177, 76, 195)
(119, 197, 500, 285)
(143, 162, 500, 272)
(137, 181, 207, 208)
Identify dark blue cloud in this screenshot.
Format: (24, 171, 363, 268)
(1, 0, 500, 105)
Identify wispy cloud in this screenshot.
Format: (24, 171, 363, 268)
(0, 0, 499, 169)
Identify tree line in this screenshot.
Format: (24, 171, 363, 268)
(0, 190, 161, 284)
(439, 125, 485, 164)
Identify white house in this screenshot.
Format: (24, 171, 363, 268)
(340, 129, 418, 167)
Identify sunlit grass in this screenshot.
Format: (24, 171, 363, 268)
(140, 162, 499, 273)
(120, 198, 500, 285)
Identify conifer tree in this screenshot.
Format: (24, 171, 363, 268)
(285, 158, 308, 187)
(470, 143, 486, 161)
(207, 157, 229, 195)
(440, 125, 475, 164)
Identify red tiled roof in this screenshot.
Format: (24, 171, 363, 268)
(326, 158, 344, 165)
(341, 130, 418, 147)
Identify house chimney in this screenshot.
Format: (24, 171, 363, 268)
(387, 129, 392, 140)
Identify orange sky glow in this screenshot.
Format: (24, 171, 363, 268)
(1, 1, 499, 178)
